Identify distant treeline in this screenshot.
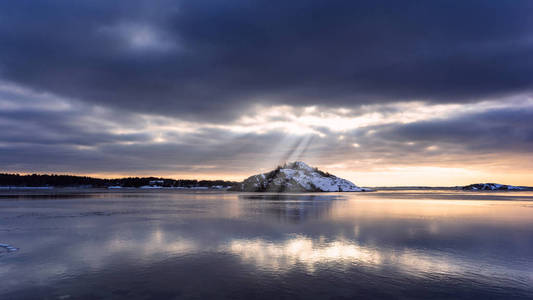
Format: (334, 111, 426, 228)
(0, 173, 238, 188)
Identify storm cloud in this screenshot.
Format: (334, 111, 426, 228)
(1, 1, 533, 185)
(1, 0, 532, 120)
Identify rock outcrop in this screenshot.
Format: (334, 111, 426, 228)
(462, 183, 526, 190)
(231, 161, 371, 192)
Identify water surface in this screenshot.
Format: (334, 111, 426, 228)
(1, 190, 532, 299)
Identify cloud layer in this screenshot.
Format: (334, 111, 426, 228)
(1, 1, 532, 185)
(1, 1, 532, 119)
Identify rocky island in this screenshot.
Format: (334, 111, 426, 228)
(230, 161, 371, 192)
(462, 183, 529, 190)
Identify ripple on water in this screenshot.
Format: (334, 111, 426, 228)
(0, 243, 19, 253)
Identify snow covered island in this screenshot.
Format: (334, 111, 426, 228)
(230, 161, 371, 192)
(462, 183, 529, 191)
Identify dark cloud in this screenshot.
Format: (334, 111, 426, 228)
(0, 0, 532, 120)
(364, 107, 533, 156)
(2, 0, 533, 181)
(0, 110, 150, 146)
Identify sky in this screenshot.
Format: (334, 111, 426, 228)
(1, 0, 533, 186)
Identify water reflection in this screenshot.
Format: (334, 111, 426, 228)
(239, 194, 344, 223)
(0, 190, 532, 299)
(225, 235, 532, 286)
(239, 194, 346, 201)
(227, 236, 381, 272)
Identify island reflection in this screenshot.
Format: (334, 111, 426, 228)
(0, 190, 532, 299)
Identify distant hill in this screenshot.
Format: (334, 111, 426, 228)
(0, 173, 237, 189)
(230, 161, 371, 192)
(462, 183, 532, 191)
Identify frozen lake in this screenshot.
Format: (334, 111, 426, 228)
(1, 190, 533, 299)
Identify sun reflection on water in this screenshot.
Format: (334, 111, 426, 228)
(228, 236, 381, 272)
(225, 234, 533, 287)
